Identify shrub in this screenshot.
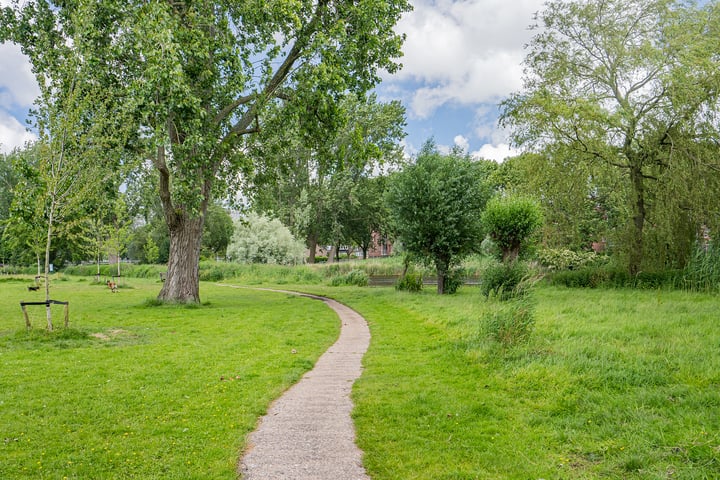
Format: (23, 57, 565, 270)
(227, 213, 306, 265)
(443, 268, 465, 295)
(346, 270, 369, 287)
(199, 267, 225, 282)
(683, 242, 720, 292)
(481, 261, 528, 299)
(395, 272, 423, 292)
(537, 248, 606, 271)
(547, 266, 681, 289)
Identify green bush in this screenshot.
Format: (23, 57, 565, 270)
(346, 270, 369, 287)
(480, 261, 528, 299)
(482, 195, 543, 262)
(199, 267, 226, 282)
(443, 268, 465, 295)
(548, 266, 681, 289)
(395, 272, 423, 292)
(227, 212, 305, 265)
(537, 248, 606, 271)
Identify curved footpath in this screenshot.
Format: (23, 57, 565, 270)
(219, 285, 371, 480)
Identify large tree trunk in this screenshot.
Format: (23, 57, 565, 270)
(158, 215, 204, 303)
(154, 144, 209, 304)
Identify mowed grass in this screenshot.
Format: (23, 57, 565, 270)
(0, 276, 339, 479)
(310, 285, 720, 479)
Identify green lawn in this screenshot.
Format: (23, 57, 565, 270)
(2, 274, 719, 479)
(0, 276, 339, 479)
(313, 285, 720, 480)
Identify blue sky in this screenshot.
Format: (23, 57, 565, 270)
(0, 0, 545, 161)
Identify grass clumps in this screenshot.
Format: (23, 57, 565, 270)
(395, 272, 423, 292)
(484, 292, 537, 346)
(480, 260, 529, 298)
(330, 269, 369, 287)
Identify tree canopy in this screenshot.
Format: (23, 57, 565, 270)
(1, 0, 410, 302)
(248, 93, 405, 262)
(386, 142, 494, 294)
(501, 0, 720, 274)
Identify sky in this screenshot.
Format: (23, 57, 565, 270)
(0, 0, 545, 161)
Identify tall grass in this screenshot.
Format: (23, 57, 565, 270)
(683, 242, 720, 292)
(61, 255, 494, 285)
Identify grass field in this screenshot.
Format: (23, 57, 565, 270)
(1, 272, 719, 479)
(312, 285, 720, 479)
(0, 275, 339, 479)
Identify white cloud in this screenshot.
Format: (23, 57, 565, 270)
(0, 43, 40, 109)
(0, 113, 36, 153)
(453, 134, 469, 152)
(471, 143, 518, 163)
(389, 0, 544, 119)
(0, 40, 39, 152)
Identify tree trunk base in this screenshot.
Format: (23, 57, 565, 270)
(158, 216, 203, 303)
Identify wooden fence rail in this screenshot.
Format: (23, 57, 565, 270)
(20, 300, 69, 331)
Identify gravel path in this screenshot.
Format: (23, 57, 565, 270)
(221, 287, 371, 480)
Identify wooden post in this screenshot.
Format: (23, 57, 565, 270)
(21, 303, 31, 331)
(64, 302, 69, 328)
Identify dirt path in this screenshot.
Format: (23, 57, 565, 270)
(219, 286, 371, 480)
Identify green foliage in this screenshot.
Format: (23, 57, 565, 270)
(482, 194, 543, 262)
(548, 266, 682, 289)
(443, 267, 466, 295)
(202, 204, 234, 260)
(682, 242, 720, 293)
(395, 272, 423, 292)
(386, 141, 494, 293)
(143, 236, 159, 264)
(330, 269, 369, 287)
(480, 261, 529, 299)
(227, 213, 306, 266)
(249, 95, 405, 262)
(501, 0, 720, 275)
(2, 0, 411, 302)
(537, 248, 607, 271)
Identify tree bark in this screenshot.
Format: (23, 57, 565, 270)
(158, 214, 204, 303)
(307, 234, 317, 264)
(435, 259, 448, 295)
(154, 144, 209, 303)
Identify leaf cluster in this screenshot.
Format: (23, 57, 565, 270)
(386, 141, 494, 273)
